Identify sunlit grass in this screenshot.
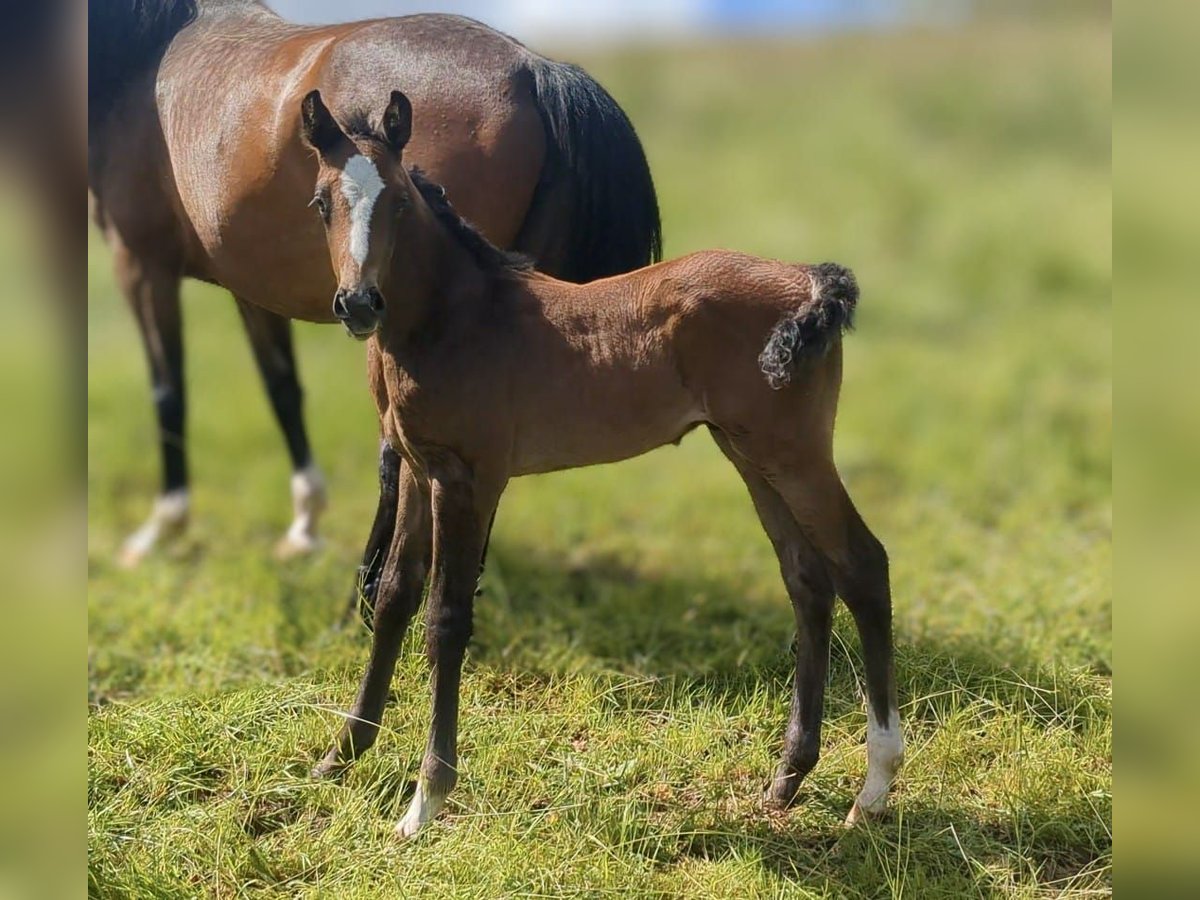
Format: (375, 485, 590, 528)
(88, 20, 1110, 898)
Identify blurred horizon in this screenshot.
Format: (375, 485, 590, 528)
(266, 0, 952, 41)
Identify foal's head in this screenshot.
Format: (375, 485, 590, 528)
(300, 89, 414, 339)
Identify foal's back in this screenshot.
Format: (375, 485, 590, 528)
(487, 251, 842, 475)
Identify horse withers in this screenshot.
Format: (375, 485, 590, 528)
(301, 91, 903, 839)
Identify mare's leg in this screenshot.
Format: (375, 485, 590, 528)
(397, 464, 502, 839)
(345, 440, 403, 626)
(771, 465, 903, 825)
(234, 298, 327, 558)
(313, 465, 431, 776)
(710, 429, 836, 808)
(115, 249, 189, 568)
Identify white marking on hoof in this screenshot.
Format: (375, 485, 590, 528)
(276, 465, 327, 559)
(395, 780, 445, 840)
(846, 706, 903, 826)
(118, 489, 189, 568)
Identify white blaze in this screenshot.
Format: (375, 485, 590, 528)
(340, 154, 385, 268)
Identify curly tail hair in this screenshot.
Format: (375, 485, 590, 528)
(759, 263, 859, 389)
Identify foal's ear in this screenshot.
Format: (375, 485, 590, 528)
(382, 90, 412, 154)
(300, 89, 345, 155)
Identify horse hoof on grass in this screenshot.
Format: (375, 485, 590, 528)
(843, 798, 887, 828)
(763, 764, 804, 810)
(310, 755, 345, 781)
(117, 491, 190, 568)
(275, 532, 323, 560)
(394, 783, 444, 840)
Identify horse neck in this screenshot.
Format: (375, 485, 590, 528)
(380, 197, 489, 347)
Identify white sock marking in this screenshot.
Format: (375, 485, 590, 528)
(857, 706, 904, 815)
(341, 154, 385, 268)
(279, 464, 327, 555)
(396, 780, 445, 840)
(119, 489, 189, 566)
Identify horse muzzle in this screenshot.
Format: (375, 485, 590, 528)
(332, 287, 385, 340)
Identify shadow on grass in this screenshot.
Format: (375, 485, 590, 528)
(446, 539, 1112, 894)
(476, 540, 1109, 730)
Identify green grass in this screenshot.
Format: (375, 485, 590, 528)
(87, 20, 1111, 899)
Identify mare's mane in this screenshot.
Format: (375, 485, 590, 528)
(89, 0, 199, 125)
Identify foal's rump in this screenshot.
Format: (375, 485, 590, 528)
(660, 252, 854, 446)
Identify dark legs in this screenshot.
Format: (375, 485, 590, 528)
(345, 440, 403, 626)
(116, 251, 190, 568)
(711, 428, 902, 822)
(114, 267, 326, 566)
(318, 456, 502, 840)
(710, 430, 836, 809)
(314, 464, 431, 776)
(235, 298, 327, 558)
(819, 487, 902, 824)
(773, 465, 902, 824)
(346, 446, 496, 629)
(396, 468, 500, 838)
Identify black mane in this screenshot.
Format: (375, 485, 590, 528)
(408, 168, 534, 276)
(89, 0, 199, 125)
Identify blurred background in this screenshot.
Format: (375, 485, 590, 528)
(3, 0, 1123, 895)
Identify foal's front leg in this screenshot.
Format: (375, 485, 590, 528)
(396, 467, 501, 840)
(313, 465, 430, 777)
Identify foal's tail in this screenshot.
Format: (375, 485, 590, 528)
(759, 263, 859, 389)
(521, 57, 663, 282)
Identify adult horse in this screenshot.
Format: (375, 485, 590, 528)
(88, 0, 661, 566)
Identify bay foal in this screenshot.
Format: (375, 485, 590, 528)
(302, 91, 902, 838)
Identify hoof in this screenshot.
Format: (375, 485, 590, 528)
(275, 531, 323, 560)
(117, 490, 190, 568)
(280, 466, 328, 560)
(843, 796, 887, 828)
(763, 761, 807, 810)
(395, 782, 445, 840)
(310, 752, 347, 780)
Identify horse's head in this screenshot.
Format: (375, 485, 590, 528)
(300, 89, 413, 340)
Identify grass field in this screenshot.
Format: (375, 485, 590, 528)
(87, 18, 1111, 899)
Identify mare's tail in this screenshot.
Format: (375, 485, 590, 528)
(521, 56, 662, 282)
(759, 263, 859, 389)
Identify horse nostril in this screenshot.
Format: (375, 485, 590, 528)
(368, 289, 384, 314)
(332, 290, 348, 318)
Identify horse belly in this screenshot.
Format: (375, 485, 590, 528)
(511, 371, 701, 476)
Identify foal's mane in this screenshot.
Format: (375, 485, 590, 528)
(409, 169, 535, 276)
(341, 110, 534, 277)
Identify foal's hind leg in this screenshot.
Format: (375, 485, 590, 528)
(710, 430, 835, 809)
(234, 299, 327, 559)
(344, 440, 403, 627)
(772, 467, 903, 825)
(313, 466, 431, 777)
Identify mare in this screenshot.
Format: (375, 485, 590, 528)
(87, 0, 661, 568)
(300, 90, 902, 839)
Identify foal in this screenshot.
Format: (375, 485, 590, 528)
(301, 90, 902, 839)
